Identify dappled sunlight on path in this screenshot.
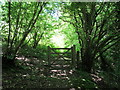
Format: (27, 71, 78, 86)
(3, 56, 75, 88)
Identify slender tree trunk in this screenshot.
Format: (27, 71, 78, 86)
(7, 1, 11, 49)
(10, 2, 22, 50)
(33, 33, 43, 48)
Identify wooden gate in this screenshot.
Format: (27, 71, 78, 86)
(47, 45, 76, 69)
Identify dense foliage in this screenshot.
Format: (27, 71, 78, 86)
(1, 1, 120, 89)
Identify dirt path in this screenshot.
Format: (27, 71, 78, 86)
(3, 56, 112, 89)
(2, 57, 74, 88)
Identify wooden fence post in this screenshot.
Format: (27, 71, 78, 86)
(76, 51, 79, 68)
(72, 45, 76, 68)
(47, 46, 51, 76)
(47, 46, 50, 66)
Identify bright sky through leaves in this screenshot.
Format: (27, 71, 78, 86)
(50, 8, 65, 47)
(50, 29, 65, 47)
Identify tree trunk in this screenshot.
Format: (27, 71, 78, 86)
(81, 52, 93, 73)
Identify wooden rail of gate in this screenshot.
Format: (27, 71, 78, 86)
(47, 45, 76, 68)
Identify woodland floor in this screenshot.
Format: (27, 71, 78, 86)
(2, 56, 112, 89)
(2, 57, 75, 89)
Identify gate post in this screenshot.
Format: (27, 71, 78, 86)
(47, 46, 51, 76)
(76, 51, 79, 69)
(47, 46, 50, 66)
(72, 45, 76, 68)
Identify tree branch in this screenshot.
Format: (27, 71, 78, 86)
(95, 38, 120, 60)
(59, 17, 75, 27)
